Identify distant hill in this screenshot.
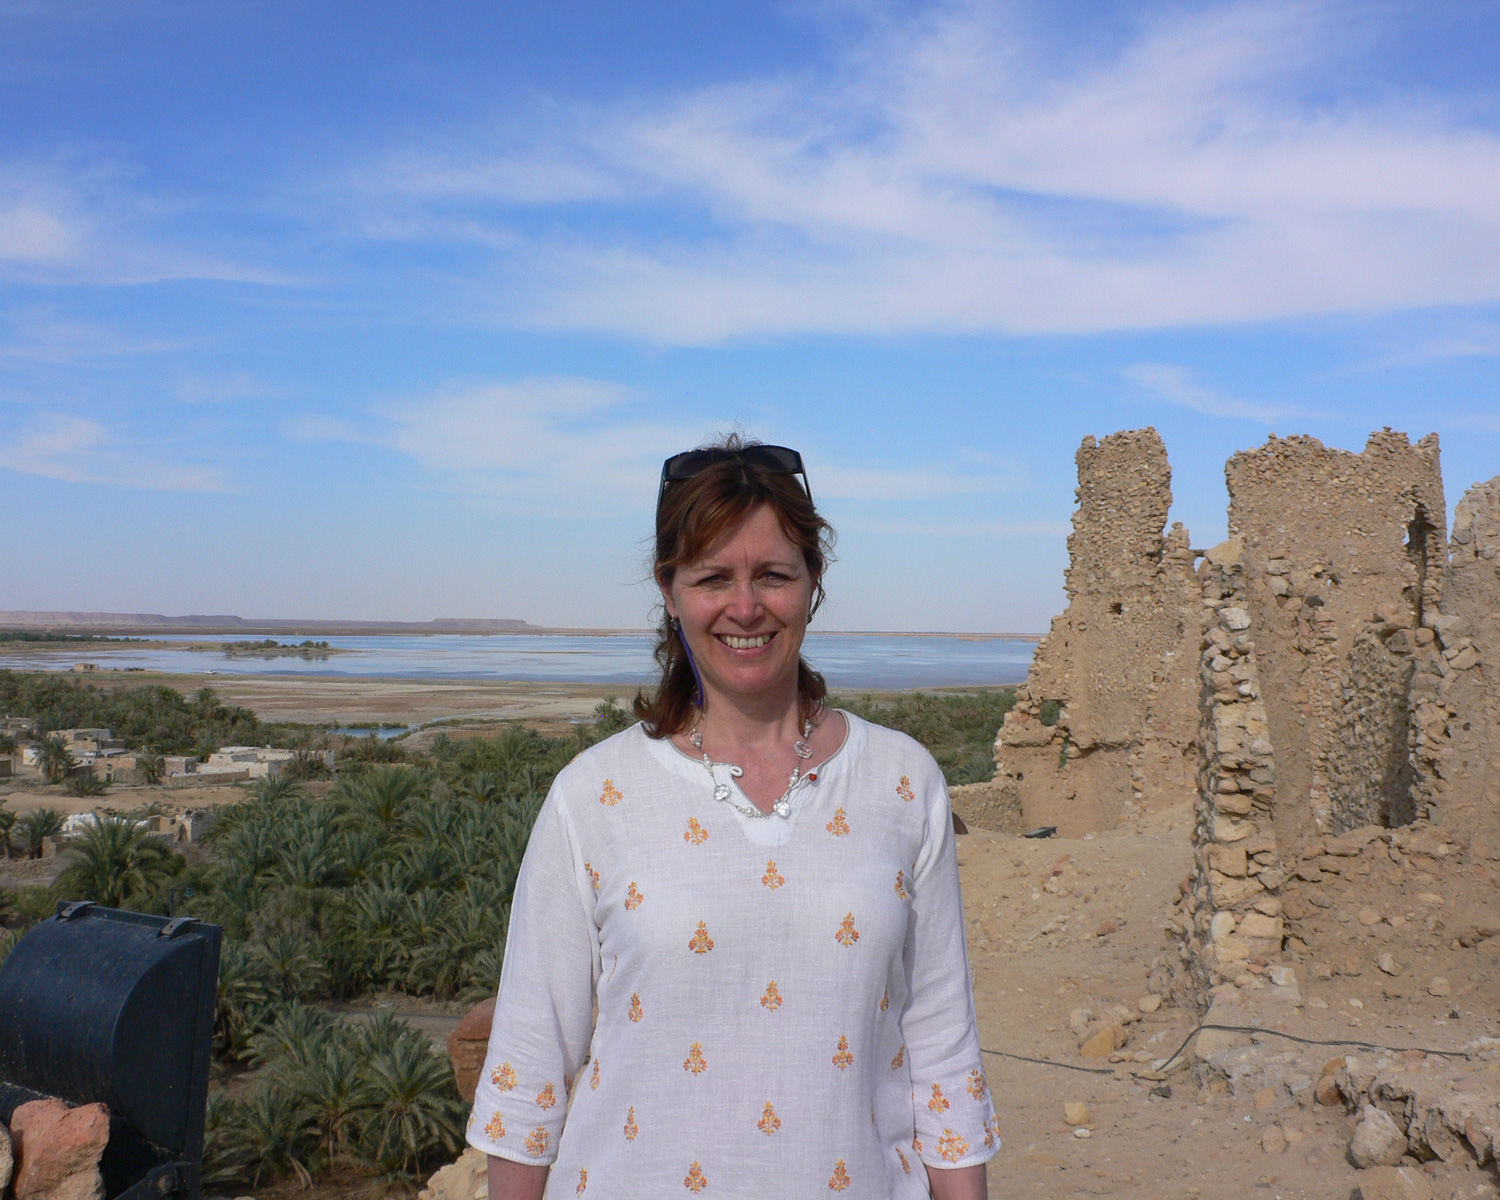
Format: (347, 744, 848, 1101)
(0, 611, 542, 635)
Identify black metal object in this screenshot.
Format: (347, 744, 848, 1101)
(0, 903, 221, 1200)
(1022, 825, 1058, 838)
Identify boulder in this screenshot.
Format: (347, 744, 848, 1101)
(9, 1098, 109, 1200)
(1348, 1105, 1407, 1169)
(1, 1123, 12, 1194)
(1354, 1165, 1433, 1200)
(446, 996, 497, 1104)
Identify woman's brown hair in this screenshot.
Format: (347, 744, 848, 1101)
(634, 436, 836, 738)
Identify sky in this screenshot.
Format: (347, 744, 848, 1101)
(3, 0, 1500, 633)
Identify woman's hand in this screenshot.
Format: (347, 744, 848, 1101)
(926, 1163, 988, 1200)
(487, 1155, 548, 1200)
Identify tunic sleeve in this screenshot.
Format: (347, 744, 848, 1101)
(468, 786, 600, 1165)
(901, 758, 999, 1169)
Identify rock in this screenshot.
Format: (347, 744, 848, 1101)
(423, 1148, 488, 1200)
(1222, 607, 1251, 631)
(1254, 1087, 1277, 1112)
(0, 1124, 12, 1195)
(1078, 1023, 1126, 1059)
(1068, 1007, 1093, 1036)
(9, 1099, 109, 1200)
(1208, 844, 1248, 877)
(1359, 907, 1383, 926)
(1315, 1075, 1344, 1107)
(1348, 1105, 1408, 1169)
(447, 996, 497, 1103)
(1209, 912, 1238, 941)
(1378, 953, 1402, 977)
(1237, 912, 1282, 941)
(1137, 994, 1162, 1013)
(1073, 1127, 1091, 1139)
(1448, 646, 1480, 671)
(1063, 1101, 1091, 1126)
(1261, 1125, 1286, 1154)
(1311, 961, 1333, 980)
(1095, 920, 1118, 937)
(1354, 1165, 1434, 1200)
(1427, 976, 1451, 997)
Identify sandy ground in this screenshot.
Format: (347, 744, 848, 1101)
(964, 808, 1500, 1200)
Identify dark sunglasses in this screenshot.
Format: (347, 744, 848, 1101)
(657, 445, 811, 513)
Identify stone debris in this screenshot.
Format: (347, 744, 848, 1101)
(8, 1099, 109, 1200)
(1062, 1101, 1091, 1126)
(1349, 1104, 1408, 1169)
(0, 1124, 12, 1195)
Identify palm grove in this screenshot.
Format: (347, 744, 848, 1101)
(0, 671, 1011, 1190)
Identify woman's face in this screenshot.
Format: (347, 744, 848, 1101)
(662, 503, 816, 708)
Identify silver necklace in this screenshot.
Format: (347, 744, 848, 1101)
(688, 716, 815, 819)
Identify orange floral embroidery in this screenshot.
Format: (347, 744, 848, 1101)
(835, 912, 860, 946)
(628, 993, 643, 1022)
(929, 1083, 950, 1114)
(757, 1101, 781, 1134)
(684, 1162, 707, 1192)
(684, 816, 709, 844)
(599, 779, 622, 806)
(484, 1111, 505, 1140)
(966, 1067, 988, 1100)
(897, 775, 915, 802)
(590, 1059, 601, 1090)
(831, 1034, 853, 1070)
(759, 981, 783, 1011)
(891, 1045, 905, 1070)
(879, 987, 889, 1012)
(625, 881, 644, 910)
(577, 1168, 588, 1196)
(937, 1130, 969, 1163)
(913, 1134, 923, 1155)
(983, 1122, 995, 1150)
(537, 1082, 556, 1110)
(826, 807, 850, 836)
(683, 1042, 707, 1074)
(466, 1110, 476, 1133)
(828, 1160, 851, 1191)
(584, 861, 601, 891)
(894, 869, 909, 899)
(688, 921, 714, 953)
(491, 1061, 518, 1091)
(761, 860, 785, 889)
(896, 1147, 911, 1174)
(623, 1106, 638, 1141)
(525, 1126, 549, 1157)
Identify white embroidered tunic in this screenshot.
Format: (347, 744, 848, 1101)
(468, 712, 998, 1197)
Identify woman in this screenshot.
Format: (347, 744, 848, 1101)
(470, 439, 996, 1199)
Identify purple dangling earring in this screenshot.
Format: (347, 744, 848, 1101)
(674, 618, 706, 709)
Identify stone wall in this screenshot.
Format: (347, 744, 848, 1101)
(992, 428, 1201, 836)
(1223, 429, 1448, 858)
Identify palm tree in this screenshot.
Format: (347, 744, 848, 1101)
(252, 775, 304, 804)
(138, 750, 165, 785)
(215, 940, 273, 1057)
(0, 797, 15, 859)
(356, 1034, 465, 1174)
(54, 816, 178, 907)
(37, 736, 76, 784)
(15, 807, 65, 859)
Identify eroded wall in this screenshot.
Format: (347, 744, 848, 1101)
(993, 428, 1201, 835)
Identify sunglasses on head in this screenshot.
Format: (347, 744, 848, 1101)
(657, 445, 810, 513)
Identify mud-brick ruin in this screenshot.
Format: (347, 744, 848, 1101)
(993, 427, 1500, 993)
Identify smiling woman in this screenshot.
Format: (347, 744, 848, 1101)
(468, 435, 996, 1200)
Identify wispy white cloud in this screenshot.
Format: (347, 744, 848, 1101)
(288, 375, 1012, 513)
(353, 0, 1500, 342)
(0, 411, 226, 490)
(0, 308, 177, 364)
(0, 158, 290, 287)
(1120, 362, 1302, 422)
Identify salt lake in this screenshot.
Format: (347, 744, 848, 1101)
(3, 633, 1037, 691)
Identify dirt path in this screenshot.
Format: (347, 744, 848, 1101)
(963, 806, 1500, 1200)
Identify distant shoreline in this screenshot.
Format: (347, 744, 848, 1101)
(0, 611, 1042, 640)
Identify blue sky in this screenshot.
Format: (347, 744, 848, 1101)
(3, 0, 1500, 632)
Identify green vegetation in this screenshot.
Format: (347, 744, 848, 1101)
(835, 687, 1016, 785)
(224, 639, 334, 657)
(0, 671, 302, 756)
(0, 682, 1020, 1190)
